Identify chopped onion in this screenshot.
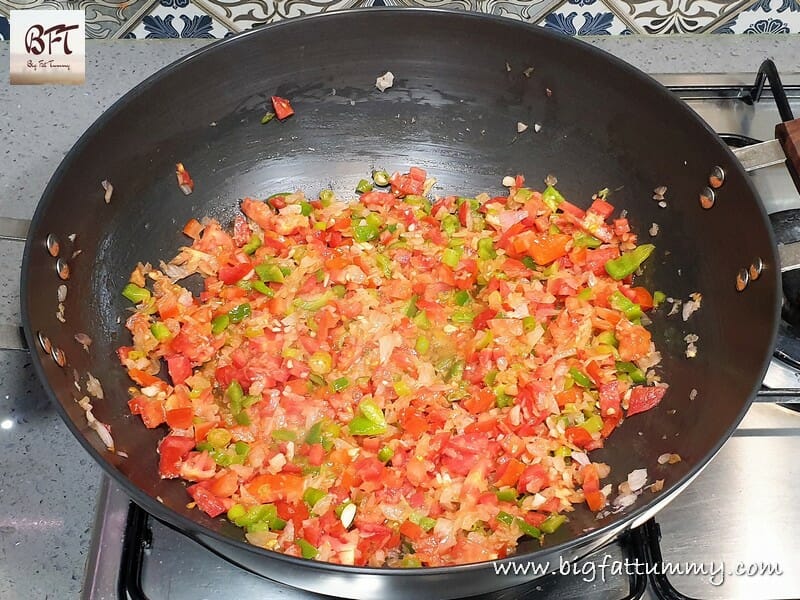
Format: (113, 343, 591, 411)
(649, 222, 659, 237)
(657, 453, 671, 465)
(533, 123, 542, 133)
(375, 71, 394, 92)
(682, 295, 702, 321)
(627, 468, 647, 492)
(689, 388, 698, 401)
(571, 451, 590, 466)
(101, 179, 114, 204)
(57, 284, 67, 302)
(498, 210, 527, 232)
(502, 176, 516, 188)
(650, 479, 665, 493)
(75, 333, 92, 352)
(378, 332, 402, 364)
(77, 395, 114, 451)
(517, 122, 528, 133)
(614, 494, 637, 508)
(340, 503, 357, 528)
(267, 453, 287, 474)
(86, 372, 104, 400)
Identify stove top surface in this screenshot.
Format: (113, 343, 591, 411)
(79, 70, 800, 600)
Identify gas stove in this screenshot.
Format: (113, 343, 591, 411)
(77, 66, 800, 600)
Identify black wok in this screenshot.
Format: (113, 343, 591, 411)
(21, 9, 780, 599)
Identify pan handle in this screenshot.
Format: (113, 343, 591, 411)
(0, 218, 29, 351)
(732, 117, 800, 193)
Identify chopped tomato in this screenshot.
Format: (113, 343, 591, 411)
(208, 471, 239, 498)
(246, 473, 305, 502)
(627, 386, 667, 417)
(401, 409, 429, 436)
(187, 484, 227, 518)
(584, 247, 620, 276)
(496, 458, 525, 487)
(390, 170, 425, 197)
(129, 396, 166, 429)
(565, 426, 594, 449)
(183, 218, 204, 240)
(218, 263, 252, 285)
(598, 381, 621, 418)
(462, 389, 495, 415)
(617, 322, 652, 362)
(623, 286, 654, 311)
(559, 200, 585, 218)
(556, 386, 583, 408)
(588, 198, 614, 219)
(399, 520, 424, 541)
(165, 407, 194, 430)
(271, 96, 294, 120)
(512, 232, 571, 266)
(158, 435, 196, 478)
(517, 464, 549, 494)
(166, 355, 192, 385)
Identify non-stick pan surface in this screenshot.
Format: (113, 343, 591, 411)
(22, 9, 779, 599)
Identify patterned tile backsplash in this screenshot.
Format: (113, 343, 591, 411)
(0, 0, 799, 39)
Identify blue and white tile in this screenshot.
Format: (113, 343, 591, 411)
(0, 0, 159, 39)
(602, 0, 754, 33)
(713, 0, 800, 32)
(192, 0, 371, 32)
(0, 14, 9, 40)
(379, 0, 563, 24)
(540, 0, 630, 35)
(125, 0, 231, 38)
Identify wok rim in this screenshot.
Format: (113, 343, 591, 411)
(21, 6, 781, 577)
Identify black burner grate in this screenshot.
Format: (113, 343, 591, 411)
(118, 500, 780, 600)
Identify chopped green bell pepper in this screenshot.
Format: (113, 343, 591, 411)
(569, 367, 593, 388)
(605, 244, 655, 280)
(122, 283, 151, 304)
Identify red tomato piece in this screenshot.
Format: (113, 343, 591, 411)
(461, 389, 495, 415)
(166, 407, 194, 430)
(517, 464, 549, 494)
(218, 263, 252, 285)
(598, 381, 621, 418)
(187, 484, 227, 518)
(565, 426, 594, 449)
(208, 471, 239, 498)
(271, 96, 294, 120)
(399, 521, 424, 541)
(627, 386, 667, 417)
(588, 198, 614, 219)
(182, 218, 203, 240)
(584, 247, 621, 276)
(167, 355, 192, 385)
(158, 435, 196, 478)
(409, 166, 427, 182)
(559, 200, 585, 218)
(496, 458, 525, 487)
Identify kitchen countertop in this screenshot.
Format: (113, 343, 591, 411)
(1, 33, 800, 599)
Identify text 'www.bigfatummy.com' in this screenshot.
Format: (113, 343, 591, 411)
(493, 554, 784, 586)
